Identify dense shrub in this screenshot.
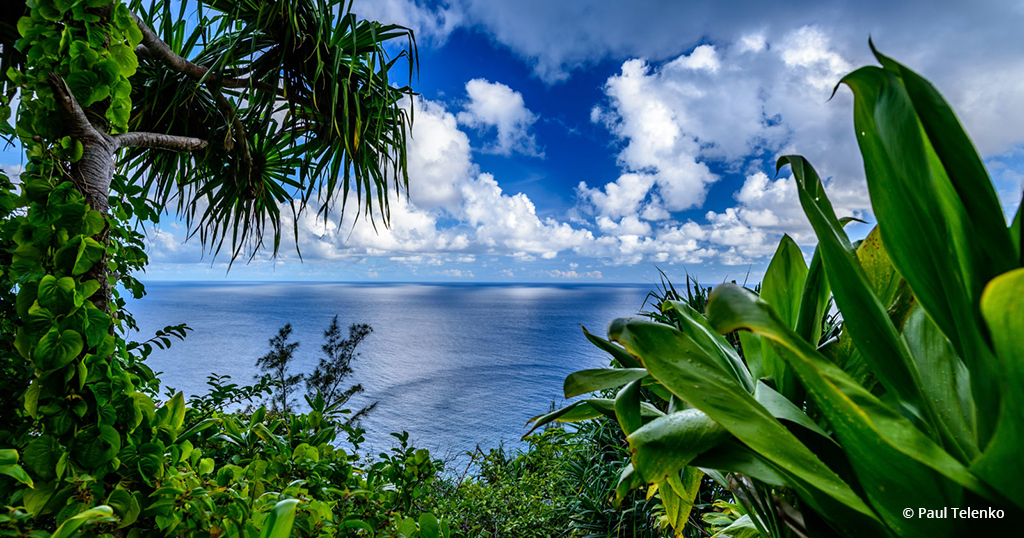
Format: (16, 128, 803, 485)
(426, 419, 671, 538)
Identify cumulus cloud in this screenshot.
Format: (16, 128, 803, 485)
(575, 27, 871, 262)
(145, 31, 869, 275)
(147, 94, 588, 270)
(462, 173, 591, 258)
(384, 0, 1024, 100)
(362, 1, 1024, 172)
(457, 79, 542, 157)
(405, 97, 476, 209)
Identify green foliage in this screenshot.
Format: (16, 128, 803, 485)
(0, 0, 439, 537)
(307, 318, 374, 420)
(428, 421, 666, 538)
(255, 324, 305, 414)
(12, 0, 140, 139)
(537, 46, 1023, 537)
(254, 318, 376, 423)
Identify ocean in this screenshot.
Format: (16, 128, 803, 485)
(125, 282, 653, 459)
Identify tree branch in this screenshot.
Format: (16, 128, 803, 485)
(47, 73, 114, 217)
(131, 13, 312, 107)
(47, 73, 108, 146)
(114, 131, 208, 151)
(131, 12, 254, 164)
(132, 13, 208, 80)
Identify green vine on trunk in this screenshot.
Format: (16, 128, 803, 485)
(1, 0, 164, 533)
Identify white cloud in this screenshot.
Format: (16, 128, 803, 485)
(457, 79, 542, 157)
(576, 173, 655, 220)
(576, 27, 871, 264)
(461, 173, 592, 258)
(596, 215, 652, 236)
(674, 44, 720, 72)
(143, 30, 871, 275)
(145, 224, 205, 263)
(0, 164, 23, 184)
(350, 0, 462, 45)
(546, 269, 603, 279)
(405, 97, 476, 209)
(140, 14, 1024, 280)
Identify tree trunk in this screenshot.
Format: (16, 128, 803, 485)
(50, 74, 117, 312)
(48, 74, 206, 313)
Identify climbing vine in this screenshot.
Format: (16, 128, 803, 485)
(0, 1, 447, 537)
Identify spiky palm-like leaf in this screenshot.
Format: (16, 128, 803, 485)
(124, 0, 417, 261)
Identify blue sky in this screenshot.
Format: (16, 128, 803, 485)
(3, 0, 1023, 284)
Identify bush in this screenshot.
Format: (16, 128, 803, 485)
(426, 419, 668, 538)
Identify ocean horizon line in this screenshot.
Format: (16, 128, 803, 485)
(138, 279, 660, 287)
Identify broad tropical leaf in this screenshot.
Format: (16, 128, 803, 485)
(707, 284, 998, 535)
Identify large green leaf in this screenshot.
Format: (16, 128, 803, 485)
(710, 514, 761, 538)
(627, 408, 729, 483)
(259, 498, 299, 538)
(0, 463, 33, 488)
(902, 307, 978, 463)
(36, 275, 76, 315)
(608, 317, 882, 533)
(583, 326, 641, 368)
(875, 47, 1016, 279)
(524, 398, 663, 437)
(707, 284, 998, 535)
(758, 235, 807, 403)
(615, 379, 644, 436)
(779, 155, 934, 431)
(32, 327, 84, 372)
(856, 227, 908, 319)
(84, 307, 112, 348)
(55, 235, 105, 275)
(691, 440, 789, 487)
(818, 227, 908, 390)
(739, 331, 764, 381)
(971, 268, 1024, 509)
(839, 61, 1002, 441)
(73, 425, 121, 469)
(761, 235, 807, 328)
(657, 466, 704, 533)
(50, 506, 114, 538)
(753, 381, 831, 441)
(419, 513, 440, 538)
(23, 436, 60, 481)
(563, 368, 649, 399)
(794, 246, 830, 346)
(662, 300, 754, 393)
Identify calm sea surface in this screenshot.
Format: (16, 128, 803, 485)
(126, 282, 651, 458)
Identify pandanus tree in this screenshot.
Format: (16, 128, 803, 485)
(532, 46, 1023, 537)
(0, 0, 416, 535)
